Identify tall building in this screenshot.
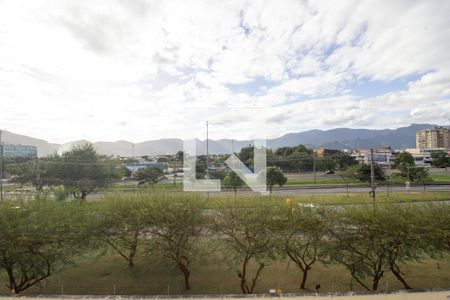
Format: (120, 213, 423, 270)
(416, 127, 450, 150)
(1, 144, 37, 158)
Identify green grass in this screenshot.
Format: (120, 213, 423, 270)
(198, 191, 450, 208)
(430, 174, 450, 182)
(1, 251, 449, 296)
(285, 173, 450, 186)
(285, 178, 362, 185)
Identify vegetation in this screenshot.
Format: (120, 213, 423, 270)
(222, 171, 245, 195)
(95, 194, 153, 268)
(0, 192, 449, 294)
(275, 205, 331, 289)
(431, 151, 450, 169)
(265, 166, 288, 193)
(395, 151, 430, 183)
(7, 144, 117, 200)
(134, 167, 163, 184)
(0, 200, 93, 293)
(215, 204, 276, 294)
(147, 194, 206, 290)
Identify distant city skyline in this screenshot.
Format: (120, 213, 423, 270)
(1, 0, 450, 143)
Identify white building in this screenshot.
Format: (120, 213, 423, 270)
(352, 147, 395, 168)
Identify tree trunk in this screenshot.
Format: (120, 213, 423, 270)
(248, 262, 264, 294)
(239, 259, 249, 294)
(350, 266, 370, 292)
(6, 267, 17, 294)
(390, 263, 411, 289)
(372, 276, 381, 291)
(178, 263, 191, 290)
(300, 268, 309, 289)
(128, 230, 139, 268)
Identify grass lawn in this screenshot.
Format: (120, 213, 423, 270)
(431, 174, 450, 182)
(285, 178, 362, 186)
(284, 172, 450, 186)
(1, 251, 449, 296)
(197, 191, 450, 208)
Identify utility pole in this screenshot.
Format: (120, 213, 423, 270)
(0, 129, 3, 203)
(406, 166, 410, 191)
(36, 154, 40, 198)
(357, 137, 360, 154)
(206, 121, 209, 179)
(313, 150, 317, 185)
(370, 148, 376, 203)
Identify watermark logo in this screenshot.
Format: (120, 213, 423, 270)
(183, 138, 267, 195)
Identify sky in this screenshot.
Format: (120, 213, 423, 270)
(1, 0, 450, 143)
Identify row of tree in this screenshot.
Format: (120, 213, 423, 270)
(239, 145, 358, 173)
(6, 145, 126, 200)
(1, 194, 449, 294)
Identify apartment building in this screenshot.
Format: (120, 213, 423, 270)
(416, 126, 450, 150)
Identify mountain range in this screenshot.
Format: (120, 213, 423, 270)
(0, 124, 443, 157)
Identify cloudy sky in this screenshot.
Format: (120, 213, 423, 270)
(1, 0, 450, 143)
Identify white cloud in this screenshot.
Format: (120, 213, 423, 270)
(0, 0, 449, 143)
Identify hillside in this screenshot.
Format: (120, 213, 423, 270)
(0, 124, 443, 156)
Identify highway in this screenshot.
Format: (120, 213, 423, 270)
(273, 184, 450, 196)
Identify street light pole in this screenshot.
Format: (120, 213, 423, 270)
(370, 148, 376, 203)
(406, 166, 411, 192)
(206, 121, 209, 179)
(313, 150, 316, 185)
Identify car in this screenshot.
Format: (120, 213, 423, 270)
(136, 179, 147, 185)
(325, 170, 335, 175)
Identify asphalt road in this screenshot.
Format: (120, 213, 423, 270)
(273, 184, 450, 196)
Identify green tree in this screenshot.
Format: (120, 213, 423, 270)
(421, 203, 450, 253)
(266, 166, 287, 194)
(351, 163, 385, 184)
(395, 152, 430, 183)
(46, 144, 114, 200)
(316, 157, 336, 171)
(96, 193, 153, 268)
(276, 206, 331, 289)
(7, 158, 53, 192)
(395, 152, 415, 167)
(329, 206, 390, 291)
(196, 155, 207, 179)
(378, 205, 432, 289)
(431, 151, 450, 169)
(328, 205, 433, 291)
(339, 164, 360, 196)
(409, 167, 430, 187)
(176, 150, 184, 162)
(0, 199, 92, 293)
(147, 195, 205, 290)
(216, 204, 276, 294)
(116, 165, 132, 179)
(334, 152, 358, 170)
(135, 167, 163, 184)
(238, 146, 254, 169)
(222, 171, 245, 195)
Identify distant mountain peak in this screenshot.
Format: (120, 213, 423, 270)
(1, 123, 442, 157)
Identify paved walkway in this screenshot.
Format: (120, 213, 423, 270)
(1, 290, 450, 300)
